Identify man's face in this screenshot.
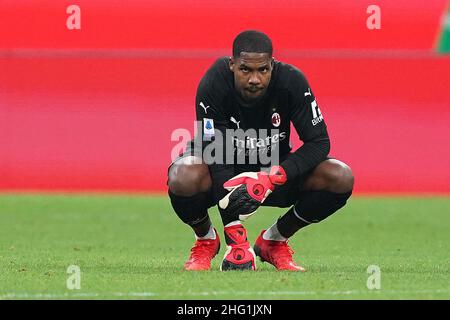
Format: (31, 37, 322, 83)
(229, 52, 273, 102)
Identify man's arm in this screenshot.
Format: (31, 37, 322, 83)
(195, 75, 235, 204)
(281, 75, 330, 181)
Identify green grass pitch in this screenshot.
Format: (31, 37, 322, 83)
(0, 194, 448, 300)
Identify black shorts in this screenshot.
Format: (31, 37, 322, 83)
(168, 142, 324, 208)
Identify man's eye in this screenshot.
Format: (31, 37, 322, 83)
(240, 68, 249, 72)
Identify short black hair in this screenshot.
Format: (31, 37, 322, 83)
(232, 30, 273, 58)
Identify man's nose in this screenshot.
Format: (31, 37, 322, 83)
(248, 72, 261, 85)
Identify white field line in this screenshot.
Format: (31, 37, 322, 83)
(1, 289, 449, 299)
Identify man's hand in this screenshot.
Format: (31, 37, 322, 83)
(218, 166, 287, 221)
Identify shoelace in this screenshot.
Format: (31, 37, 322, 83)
(270, 241, 295, 263)
(189, 240, 216, 261)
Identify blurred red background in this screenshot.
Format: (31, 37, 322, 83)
(0, 0, 449, 194)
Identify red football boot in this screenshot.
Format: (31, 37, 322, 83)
(253, 230, 305, 272)
(184, 228, 220, 271)
(220, 224, 256, 271)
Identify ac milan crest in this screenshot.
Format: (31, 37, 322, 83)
(271, 112, 281, 127)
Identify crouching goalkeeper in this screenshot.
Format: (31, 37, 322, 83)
(167, 30, 354, 271)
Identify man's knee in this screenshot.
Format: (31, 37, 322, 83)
(304, 159, 354, 193)
(168, 157, 212, 196)
(324, 159, 354, 193)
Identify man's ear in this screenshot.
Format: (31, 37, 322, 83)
(229, 57, 235, 72)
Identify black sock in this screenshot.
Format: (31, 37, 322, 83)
(276, 209, 310, 238)
(168, 190, 211, 234)
(277, 190, 352, 238)
(192, 217, 212, 238)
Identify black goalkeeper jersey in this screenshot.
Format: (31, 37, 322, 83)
(192, 57, 330, 202)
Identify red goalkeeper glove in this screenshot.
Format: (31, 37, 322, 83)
(218, 166, 287, 221)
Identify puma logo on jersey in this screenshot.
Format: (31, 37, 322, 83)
(199, 101, 210, 114)
(230, 116, 241, 129)
(304, 88, 312, 97)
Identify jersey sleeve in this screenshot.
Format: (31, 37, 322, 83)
(194, 69, 236, 204)
(280, 70, 330, 181)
